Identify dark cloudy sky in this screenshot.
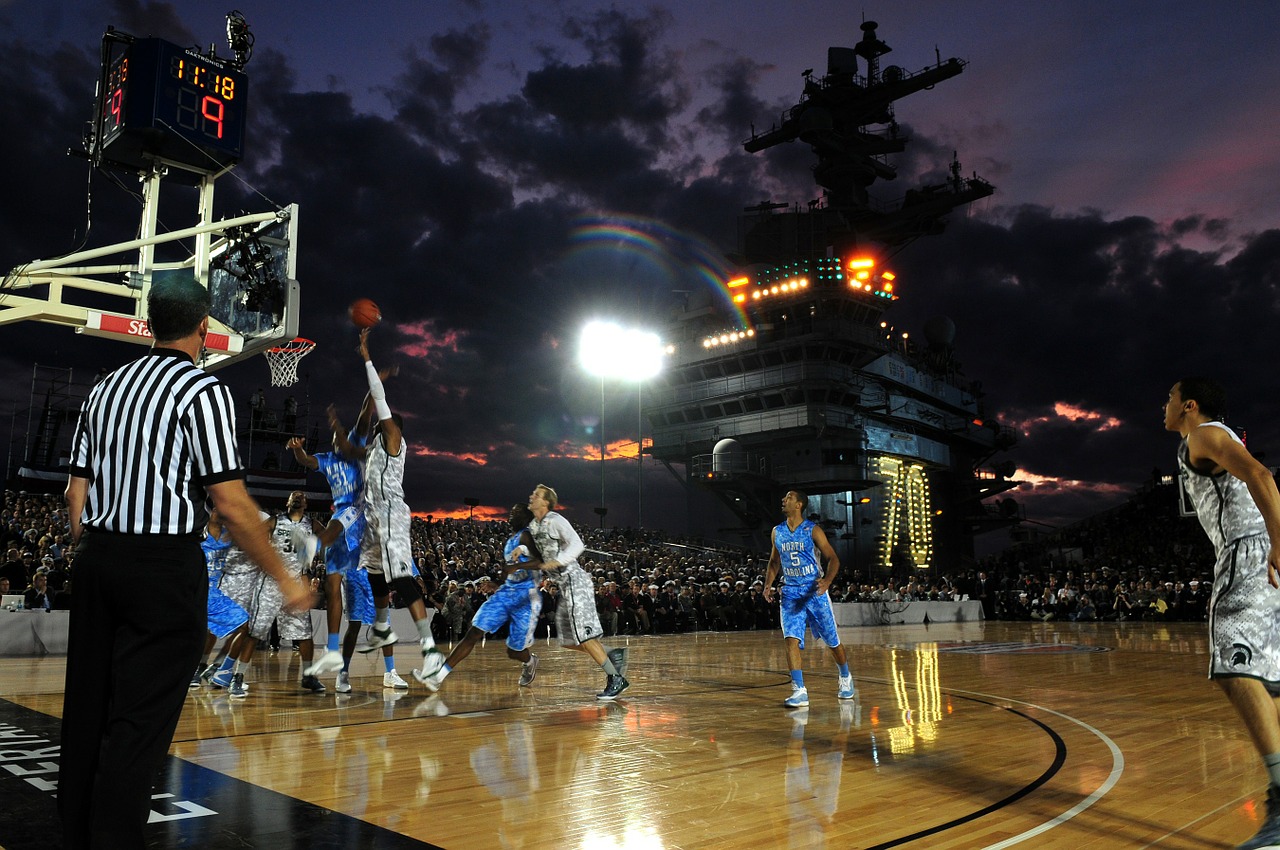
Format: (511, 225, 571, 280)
(3, 0, 1279, 549)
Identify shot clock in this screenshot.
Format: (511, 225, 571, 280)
(96, 37, 248, 175)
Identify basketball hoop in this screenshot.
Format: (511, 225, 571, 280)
(263, 337, 315, 387)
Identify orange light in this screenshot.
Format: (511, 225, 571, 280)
(883, 282, 894, 292)
(855, 270, 870, 281)
(848, 258, 875, 270)
(727, 276, 749, 288)
(881, 271, 896, 281)
(752, 291, 761, 300)
(733, 293, 746, 303)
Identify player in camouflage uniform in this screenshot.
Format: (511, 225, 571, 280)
(523, 484, 629, 700)
(330, 328, 444, 684)
(1167, 377, 1280, 850)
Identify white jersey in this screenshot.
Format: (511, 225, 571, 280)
(271, 512, 313, 577)
(364, 431, 406, 510)
(1179, 422, 1268, 554)
(358, 429, 415, 580)
(529, 511, 584, 573)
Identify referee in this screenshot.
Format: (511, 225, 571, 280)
(60, 271, 312, 848)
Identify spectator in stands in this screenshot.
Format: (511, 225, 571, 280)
(1072, 594, 1098, 621)
(24, 570, 51, 611)
(596, 582, 619, 636)
(1029, 588, 1055, 621)
(0, 547, 23, 588)
(537, 581, 559, 638)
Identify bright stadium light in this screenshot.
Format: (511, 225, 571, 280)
(579, 321, 663, 380)
(579, 321, 665, 527)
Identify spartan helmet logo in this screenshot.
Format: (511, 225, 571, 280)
(1230, 643, 1253, 668)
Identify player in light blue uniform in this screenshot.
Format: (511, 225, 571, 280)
(763, 490, 855, 708)
(193, 508, 250, 688)
(419, 504, 543, 692)
(292, 423, 405, 691)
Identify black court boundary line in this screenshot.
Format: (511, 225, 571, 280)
(863, 692, 1069, 849)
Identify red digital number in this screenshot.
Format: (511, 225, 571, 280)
(201, 96, 224, 139)
(109, 88, 123, 127)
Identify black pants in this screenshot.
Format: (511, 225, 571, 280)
(58, 531, 206, 849)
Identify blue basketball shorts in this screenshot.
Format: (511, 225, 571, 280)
(325, 507, 363, 575)
(207, 582, 249, 639)
(780, 589, 840, 650)
(344, 568, 376, 626)
(471, 582, 542, 652)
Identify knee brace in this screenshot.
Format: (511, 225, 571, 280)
(391, 576, 423, 605)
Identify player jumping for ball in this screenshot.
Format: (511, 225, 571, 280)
(328, 327, 444, 683)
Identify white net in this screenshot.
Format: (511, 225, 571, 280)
(262, 338, 315, 387)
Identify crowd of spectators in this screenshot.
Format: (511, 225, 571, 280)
(403, 518, 779, 640)
(2, 476, 1219, 634)
(1, 490, 74, 610)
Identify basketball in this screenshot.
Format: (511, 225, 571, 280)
(349, 298, 381, 328)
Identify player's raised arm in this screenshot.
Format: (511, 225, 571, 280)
(358, 327, 402, 455)
(287, 436, 319, 470)
(327, 405, 367, 461)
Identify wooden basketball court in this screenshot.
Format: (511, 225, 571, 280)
(0, 619, 1265, 848)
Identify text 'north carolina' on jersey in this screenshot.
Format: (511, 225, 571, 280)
(314, 451, 362, 510)
(775, 519, 820, 591)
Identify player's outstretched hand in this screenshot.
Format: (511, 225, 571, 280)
(281, 575, 316, 614)
(357, 327, 371, 361)
(286, 436, 304, 450)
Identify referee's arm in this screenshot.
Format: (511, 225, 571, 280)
(208, 479, 313, 612)
(66, 476, 88, 544)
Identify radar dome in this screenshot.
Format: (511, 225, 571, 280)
(712, 438, 747, 474)
(923, 315, 956, 350)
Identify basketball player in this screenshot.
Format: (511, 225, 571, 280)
(762, 490, 855, 708)
(291, 415, 407, 690)
(1165, 378, 1280, 850)
(192, 507, 249, 687)
(417, 503, 543, 691)
(219, 492, 325, 697)
(523, 484, 629, 700)
(328, 328, 444, 682)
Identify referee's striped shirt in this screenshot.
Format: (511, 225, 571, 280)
(69, 348, 243, 535)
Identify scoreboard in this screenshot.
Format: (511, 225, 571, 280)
(97, 37, 247, 174)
